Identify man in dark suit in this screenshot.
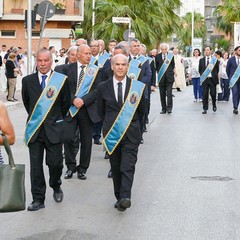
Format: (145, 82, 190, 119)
(22, 49, 71, 211)
(199, 46, 219, 114)
(155, 43, 175, 114)
(226, 46, 240, 114)
(97, 54, 145, 211)
(58, 44, 102, 180)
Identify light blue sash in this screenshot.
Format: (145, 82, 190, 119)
(200, 56, 217, 85)
(230, 64, 240, 88)
(148, 56, 153, 65)
(138, 55, 148, 65)
(90, 56, 97, 65)
(97, 52, 110, 68)
(127, 59, 141, 80)
(103, 80, 145, 155)
(25, 71, 67, 145)
(157, 52, 173, 83)
(69, 64, 99, 117)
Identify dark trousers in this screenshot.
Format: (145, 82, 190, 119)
(92, 121, 102, 141)
(28, 127, 63, 202)
(159, 77, 173, 111)
(202, 77, 216, 110)
(64, 107, 93, 173)
(192, 77, 202, 99)
(110, 137, 139, 200)
(231, 80, 240, 109)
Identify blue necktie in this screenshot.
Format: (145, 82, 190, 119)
(41, 75, 47, 90)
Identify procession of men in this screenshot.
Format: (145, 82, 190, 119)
(16, 37, 240, 212)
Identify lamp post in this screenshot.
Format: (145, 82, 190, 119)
(92, 0, 95, 40)
(27, 0, 32, 74)
(191, 0, 194, 57)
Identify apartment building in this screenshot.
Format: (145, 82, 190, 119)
(0, 0, 84, 52)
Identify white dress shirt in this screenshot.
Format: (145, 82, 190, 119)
(113, 76, 126, 103)
(38, 70, 51, 85)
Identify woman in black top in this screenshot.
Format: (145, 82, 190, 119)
(5, 53, 21, 101)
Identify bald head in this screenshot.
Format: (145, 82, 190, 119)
(77, 44, 91, 64)
(111, 54, 129, 81)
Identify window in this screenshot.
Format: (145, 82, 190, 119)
(1, 30, 15, 37)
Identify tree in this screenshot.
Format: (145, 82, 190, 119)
(214, 0, 240, 42)
(81, 0, 182, 49)
(176, 12, 207, 56)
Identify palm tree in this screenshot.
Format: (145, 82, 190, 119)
(177, 12, 206, 55)
(82, 0, 181, 48)
(213, 0, 240, 41)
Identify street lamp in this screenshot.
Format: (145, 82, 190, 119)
(92, 0, 95, 40)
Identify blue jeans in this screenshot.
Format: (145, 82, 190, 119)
(192, 77, 202, 99)
(220, 78, 230, 101)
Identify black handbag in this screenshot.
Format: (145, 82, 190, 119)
(0, 133, 26, 212)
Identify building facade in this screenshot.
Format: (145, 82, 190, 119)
(0, 0, 84, 52)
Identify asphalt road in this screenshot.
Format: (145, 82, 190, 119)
(1, 86, 240, 240)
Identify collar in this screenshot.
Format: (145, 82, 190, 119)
(113, 76, 127, 86)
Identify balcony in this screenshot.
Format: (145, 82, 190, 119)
(1, 0, 84, 22)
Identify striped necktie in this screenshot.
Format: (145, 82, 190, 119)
(77, 65, 86, 89)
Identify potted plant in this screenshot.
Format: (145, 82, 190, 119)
(55, 1, 66, 15)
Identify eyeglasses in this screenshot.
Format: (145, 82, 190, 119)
(90, 45, 99, 48)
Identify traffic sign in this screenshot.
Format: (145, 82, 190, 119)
(112, 17, 131, 24)
(37, 0, 55, 19)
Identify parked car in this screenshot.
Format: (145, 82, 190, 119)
(183, 58, 192, 86)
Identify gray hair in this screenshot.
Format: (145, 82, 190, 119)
(111, 54, 128, 65)
(159, 43, 169, 51)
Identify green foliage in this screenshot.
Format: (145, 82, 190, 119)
(82, 0, 181, 49)
(215, 38, 231, 52)
(176, 12, 207, 56)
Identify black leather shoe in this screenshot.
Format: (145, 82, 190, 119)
(115, 198, 131, 211)
(64, 169, 75, 179)
(143, 125, 147, 132)
(53, 187, 64, 203)
(27, 201, 45, 211)
(167, 110, 172, 114)
(160, 111, 166, 114)
(213, 107, 217, 112)
(94, 139, 102, 145)
(77, 172, 87, 180)
(202, 110, 207, 114)
(233, 109, 238, 114)
(13, 98, 18, 101)
(108, 169, 112, 178)
(104, 152, 109, 159)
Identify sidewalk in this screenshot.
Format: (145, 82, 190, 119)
(0, 89, 23, 110)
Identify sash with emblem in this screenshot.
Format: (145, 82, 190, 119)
(137, 55, 149, 65)
(200, 56, 217, 85)
(97, 52, 110, 68)
(157, 52, 174, 83)
(127, 59, 141, 80)
(229, 64, 240, 88)
(25, 71, 67, 145)
(69, 64, 99, 117)
(103, 80, 145, 155)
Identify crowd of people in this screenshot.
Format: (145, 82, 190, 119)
(1, 38, 240, 212)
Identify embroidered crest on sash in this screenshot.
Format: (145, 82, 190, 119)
(129, 91, 139, 105)
(45, 86, 57, 99)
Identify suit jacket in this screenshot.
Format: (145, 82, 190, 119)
(226, 56, 238, 80)
(55, 62, 102, 123)
(97, 77, 145, 144)
(155, 52, 175, 83)
(21, 71, 71, 144)
(199, 56, 219, 85)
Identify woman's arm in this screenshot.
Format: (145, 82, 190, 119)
(0, 102, 15, 145)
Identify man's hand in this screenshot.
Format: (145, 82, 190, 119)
(73, 98, 84, 109)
